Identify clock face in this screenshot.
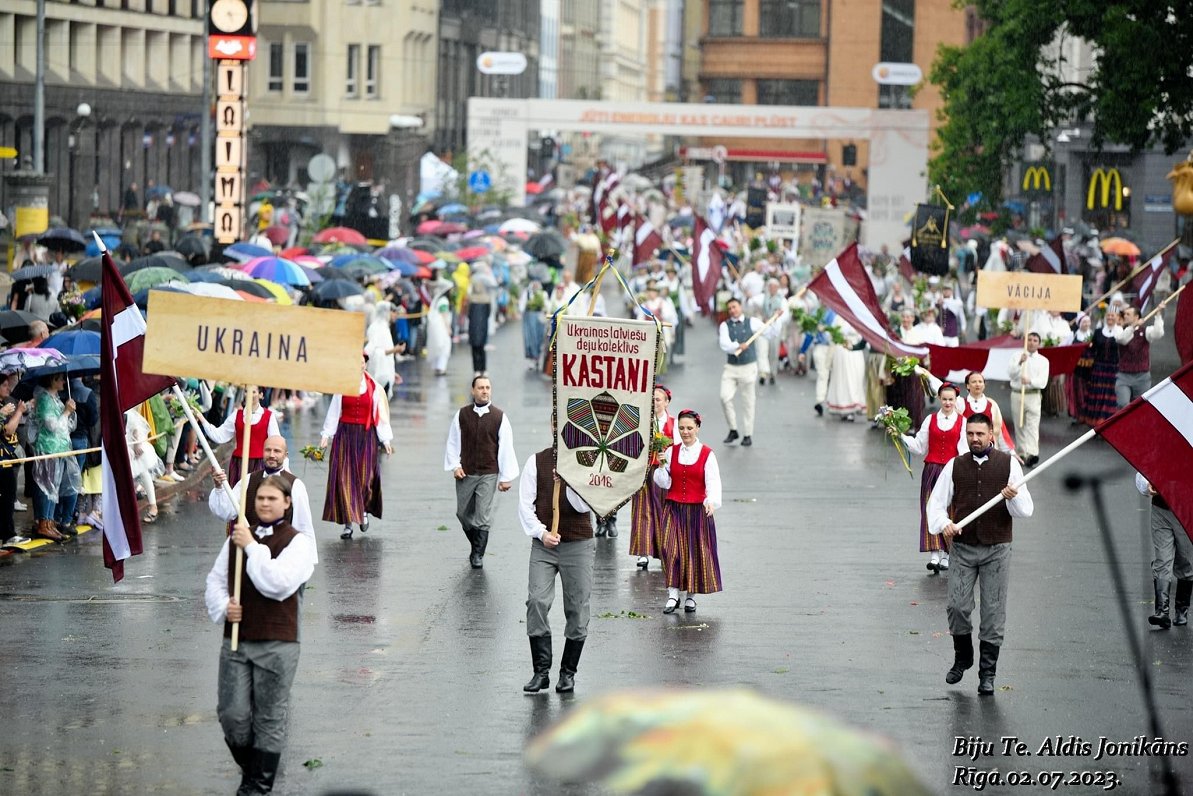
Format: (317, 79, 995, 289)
(212, 0, 249, 33)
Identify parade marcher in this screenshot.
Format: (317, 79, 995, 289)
(910, 306, 946, 347)
(200, 387, 280, 486)
(802, 307, 836, 416)
(210, 435, 317, 565)
(319, 355, 393, 540)
(1075, 310, 1121, 425)
(1115, 304, 1164, 408)
(929, 413, 1033, 695)
(467, 262, 497, 375)
(365, 301, 405, 396)
(1067, 315, 1095, 425)
(204, 476, 315, 795)
(1138, 472, 1193, 630)
(888, 310, 927, 430)
(717, 297, 773, 446)
(937, 285, 966, 347)
(653, 410, 723, 614)
(957, 372, 1016, 457)
(825, 318, 866, 421)
(896, 383, 963, 573)
(758, 278, 787, 384)
(1007, 332, 1049, 467)
(519, 446, 595, 694)
(444, 375, 518, 568)
(518, 280, 548, 370)
(426, 279, 454, 377)
(630, 385, 676, 570)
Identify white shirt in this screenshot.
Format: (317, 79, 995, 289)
(909, 322, 946, 346)
(926, 452, 1034, 536)
(1008, 350, 1050, 390)
(961, 395, 1014, 454)
(718, 315, 774, 358)
(652, 440, 722, 510)
(443, 403, 520, 482)
(517, 453, 591, 540)
(202, 406, 281, 446)
(901, 410, 961, 457)
(1115, 315, 1164, 345)
(209, 469, 318, 564)
(204, 528, 316, 624)
(320, 375, 394, 444)
(1136, 472, 1155, 498)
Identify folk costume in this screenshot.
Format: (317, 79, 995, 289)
(900, 408, 964, 570)
(825, 319, 866, 419)
(320, 373, 392, 538)
(1008, 350, 1049, 463)
(443, 400, 519, 568)
(1076, 321, 1120, 424)
(519, 448, 595, 693)
(209, 468, 318, 565)
(1138, 473, 1193, 629)
(959, 394, 1015, 455)
(718, 310, 773, 444)
(1115, 314, 1164, 408)
(202, 405, 280, 486)
(629, 410, 676, 569)
(654, 438, 723, 612)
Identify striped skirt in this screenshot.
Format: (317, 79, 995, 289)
(919, 461, 947, 553)
(322, 423, 383, 525)
(226, 456, 263, 487)
(1079, 360, 1119, 424)
(628, 479, 667, 560)
(660, 501, 722, 594)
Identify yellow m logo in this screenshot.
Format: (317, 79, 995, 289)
(1022, 166, 1051, 192)
(1087, 168, 1123, 211)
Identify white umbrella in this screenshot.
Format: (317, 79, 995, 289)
(498, 218, 541, 234)
(186, 282, 244, 301)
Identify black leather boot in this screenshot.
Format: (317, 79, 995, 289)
(976, 641, 1000, 696)
(463, 527, 479, 566)
(226, 739, 253, 790)
(605, 515, 618, 537)
(238, 749, 281, 795)
(555, 637, 585, 693)
(594, 518, 607, 537)
(472, 529, 489, 568)
(1174, 580, 1192, 626)
(945, 633, 974, 685)
(523, 635, 552, 692)
(1149, 579, 1172, 629)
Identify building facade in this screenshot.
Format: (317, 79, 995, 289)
(0, 0, 207, 229)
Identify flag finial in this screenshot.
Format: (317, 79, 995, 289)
(92, 230, 108, 254)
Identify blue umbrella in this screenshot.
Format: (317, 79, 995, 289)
(37, 227, 87, 253)
(378, 246, 421, 266)
(146, 185, 174, 199)
(438, 203, 468, 216)
(44, 329, 101, 356)
(82, 286, 102, 309)
(85, 228, 123, 257)
(25, 354, 103, 381)
(222, 242, 272, 263)
(185, 269, 229, 283)
(389, 260, 419, 277)
(11, 264, 56, 282)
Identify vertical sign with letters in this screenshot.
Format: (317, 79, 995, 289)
(215, 59, 247, 244)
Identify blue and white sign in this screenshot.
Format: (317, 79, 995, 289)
(468, 170, 492, 194)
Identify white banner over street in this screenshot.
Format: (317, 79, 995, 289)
(554, 316, 659, 517)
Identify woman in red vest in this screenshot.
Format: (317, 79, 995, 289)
(630, 385, 677, 570)
(653, 409, 722, 614)
(200, 386, 280, 486)
(894, 382, 963, 574)
(319, 354, 393, 539)
(958, 372, 1016, 457)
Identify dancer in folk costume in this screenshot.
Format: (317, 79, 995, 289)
(825, 318, 866, 420)
(957, 372, 1017, 457)
(1076, 309, 1122, 425)
(200, 386, 280, 486)
(319, 354, 393, 540)
(630, 385, 677, 571)
(653, 410, 723, 614)
(895, 383, 964, 573)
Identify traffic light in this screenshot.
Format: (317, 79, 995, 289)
(842, 144, 857, 166)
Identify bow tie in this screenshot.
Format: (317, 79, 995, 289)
(255, 521, 282, 538)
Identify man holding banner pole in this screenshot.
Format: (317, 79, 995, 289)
(1008, 333, 1050, 468)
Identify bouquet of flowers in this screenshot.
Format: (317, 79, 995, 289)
(873, 405, 914, 477)
(59, 290, 87, 321)
(299, 444, 326, 463)
(650, 432, 674, 455)
(1042, 335, 1060, 348)
(164, 392, 205, 423)
(888, 355, 920, 377)
(790, 307, 847, 345)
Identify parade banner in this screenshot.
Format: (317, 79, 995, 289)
(554, 316, 659, 517)
(142, 292, 365, 394)
(976, 271, 1083, 313)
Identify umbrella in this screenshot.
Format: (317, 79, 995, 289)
(222, 242, 273, 263)
(499, 217, 541, 234)
(389, 260, 420, 277)
(10, 264, 56, 282)
(174, 234, 211, 260)
(218, 279, 274, 299)
(253, 279, 294, 304)
(279, 246, 309, 259)
(453, 245, 491, 261)
(313, 226, 367, 245)
(173, 191, 201, 207)
(126, 267, 188, 292)
(330, 255, 391, 275)
(70, 255, 120, 284)
(1100, 237, 1140, 257)
(43, 330, 100, 356)
(184, 282, 244, 301)
(121, 251, 191, 275)
(261, 226, 291, 246)
(25, 354, 102, 381)
(145, 184, 173, 198)
(437, 202, 468, 216)
(406, 237, 449, 253)
(524, 229, 568, 260)
(416, 220, 468, 236)
(311, 279, 365, 301)
(298, 265, 324, 283)
(37, 227, 87, 253)
(668, 215, 694, 229)
(0, 310, 47, 343)
(378, 246, 437, 266)
(242, 256, 311, 286)
(194, 264, 251, 280)
(525, 181, 544, 195)
(84, 228, 123, 257)
(0, 347, 67, 373)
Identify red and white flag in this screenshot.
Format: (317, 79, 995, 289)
(691, 216, 724, 314)
(1098, 360, 1193, 541)
(1024, 236, 1065, 274)
(808, 244, 929, 358)
(100, 247, 176, 582)
(1176, 280, 1193, 366)
(1131, 241, 1178, 311)
(924, 335, 1089, 383)
(633, 216, 663, 265)
(897, 245, 916, 284)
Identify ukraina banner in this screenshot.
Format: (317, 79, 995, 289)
(554, 316, 660, 517)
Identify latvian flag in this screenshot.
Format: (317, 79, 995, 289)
(633, 216, 663, 265)
(1024, 235, 1065, 274)
(691, 215, 724, 314)
(1098, 360, 1193, 542)
(100, 247, 176, 581)
(1132, 241, 1178, 311)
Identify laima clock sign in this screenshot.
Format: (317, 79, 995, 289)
(208, 0, 258, 61)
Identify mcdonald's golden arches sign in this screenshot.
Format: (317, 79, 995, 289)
(1087, 167, 1126, 211)
(1020, 163, 1053, 196)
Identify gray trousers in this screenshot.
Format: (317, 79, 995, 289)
(456, 473, 497, 532)
(217, 638, 301, 753)
(1116, 371, 1151, 408)
(526, 537, 595, 640)
(1151, 505, 1193, 581)
(947, 541, 1012, 646)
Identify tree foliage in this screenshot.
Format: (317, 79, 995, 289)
(929, 0, 1193, 213)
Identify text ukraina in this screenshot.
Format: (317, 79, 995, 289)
(195, 325, 309, 362)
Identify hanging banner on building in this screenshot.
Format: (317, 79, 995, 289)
(554, 316, 659, 517)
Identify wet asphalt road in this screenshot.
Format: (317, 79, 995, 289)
(1, 308, 1192, 796)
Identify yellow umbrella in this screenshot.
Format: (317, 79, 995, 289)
(252, 278, 293, 304)
(525, 689, 931, 796)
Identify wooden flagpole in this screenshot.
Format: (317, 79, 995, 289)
(170, 384, 237, 505)
(1071, 239, 1179, 325)
(229, 385, 255, 652)
(738, 309, 786, 353)
(1017, 310, 1033, 426)
(1138, 282, 1188, 326)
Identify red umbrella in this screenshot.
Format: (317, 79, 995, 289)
(279, 245, 309, 258)
(453, 245, 491, 261)
(416, 220, 468, 236)
(261, 226, 290, 246)
(313, 226, 367, 245)
(525, 181, 544, 195)
(415, 266, 433, 279)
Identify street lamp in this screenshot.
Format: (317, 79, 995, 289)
(68, 102, 92, 229)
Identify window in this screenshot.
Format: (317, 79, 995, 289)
(293, 42, 310, 93)
(756, 79, 818, 106)
(702, 78, 741, 104)
(366, 45, 380, 97)
(268, 42, 283, 92)
(346, 44, 359, 95)
(707, 0, 743, 36)
(760, 0, 820, 38)
(880, 0, 915, 63)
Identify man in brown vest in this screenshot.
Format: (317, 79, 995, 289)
(927, 413, 1034, 696)
(1115, 304, 1164, 408)
(204, 476, 315, 795)
(444, 375, 519, 568)
(518, 446, 595, 694)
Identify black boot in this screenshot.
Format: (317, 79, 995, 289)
(945, 633, 974, 685)
(976, 641, 1000, 696)
(1149, 579, 1172, 629)
(1174, 580, 1192, 626)
(472, 529, 489, 568)
(605, 516, 618, 538)
(237, 749, 281, 795)
(226, 740, 253, 790)
(594, 518, 607, 538)
(555, 637, 585, 693)
(523, 635, 552, 692)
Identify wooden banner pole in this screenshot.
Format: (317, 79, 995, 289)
(1018, 310, 1033, 427)
(1138, 282, 1188, 327)
(739, 309, 785, 352)
(171, 385, 237, 505)
(229, 385, 255, 652)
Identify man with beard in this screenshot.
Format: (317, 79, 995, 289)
(927, 413, 1034, 696)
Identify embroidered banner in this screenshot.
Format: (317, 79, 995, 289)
(554, 316, 660, 517)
